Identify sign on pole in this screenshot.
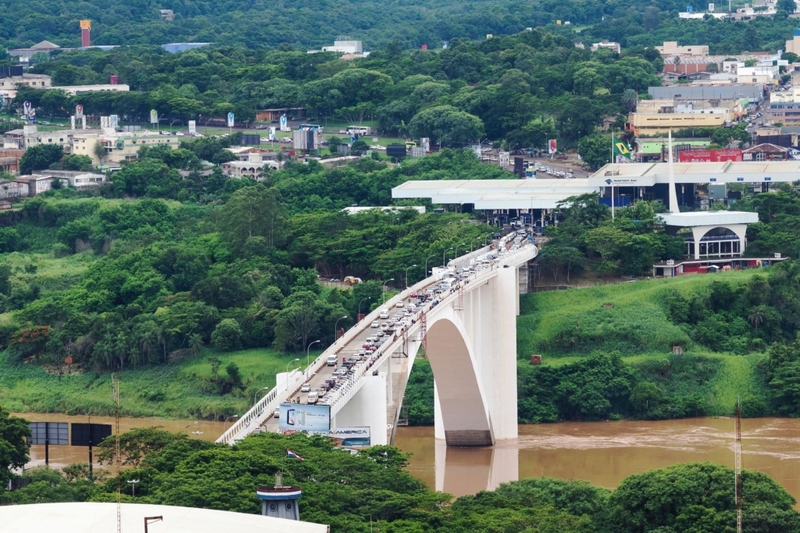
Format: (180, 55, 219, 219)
(548, 139, 557, 154)
(227, 112, 235, 128)
(29, 422, 69, 465)
(150, 109, 158, 125)
(188, 120, 196, 135)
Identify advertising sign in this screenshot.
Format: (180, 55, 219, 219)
(708, 2, 715, 10)
(150, 109, 158, 125)
(548, 139, 557, 154)
(23, 101, 31, 116)
(678, 149, 743, 163)
(79, 19, 91, 30)
(420, 137, 430, 152)
(28, 422, 69, 445)
(328, 427, 371, 448)
(227, 112, 235, 128)
(71, 423, 112, 447)
(75, 104, 84, 118)
(280, 114, 288, 131)
(110, 114, 118, 129)
(188, 120, 196, 135)
(279, 403, 331, 432)
(268, 126, 276, 140)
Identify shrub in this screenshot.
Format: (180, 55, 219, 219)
(211, 319, 243, 352)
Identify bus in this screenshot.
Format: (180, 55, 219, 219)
(345, 125, 371, 136)
(299, 123, 322, 131)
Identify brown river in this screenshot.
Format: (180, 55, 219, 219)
(394, 417, 800, 505)
(15, 414, 800, 508)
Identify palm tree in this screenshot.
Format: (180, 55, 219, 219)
(188, 333, 204, 360)
(748, 307, 766, 332)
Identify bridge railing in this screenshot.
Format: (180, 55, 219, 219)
(327, 243, 538, 418)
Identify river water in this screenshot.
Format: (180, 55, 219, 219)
(16, 413, 800, 508)
(394, 418, 800, 505)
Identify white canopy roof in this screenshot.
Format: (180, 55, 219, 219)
(392, 179, 597, 209)
(589, 161, 800, 186)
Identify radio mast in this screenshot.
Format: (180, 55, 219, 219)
(113, 373, 122, 533)
(735, 396, 742, 533)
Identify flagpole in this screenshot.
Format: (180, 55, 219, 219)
(611, 130, 615, 220)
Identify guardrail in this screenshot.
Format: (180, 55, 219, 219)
(216, 242, 536, 445)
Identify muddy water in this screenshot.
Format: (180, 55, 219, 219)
(395, 418, 800, 504)
(14, 413, 227, 470)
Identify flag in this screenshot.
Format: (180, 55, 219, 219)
(287, 450, 304, 461)
(613, 136, 632, 163)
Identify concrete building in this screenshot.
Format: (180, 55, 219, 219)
(309, 40, 369, 58)
(14, 175, 58, 196)
(656, 41, 710, 57)
(0, 73, 51, 105)
(590, 40, 621, 54)
(787, 29, 800, 55)
(82, 130, 182, 166)
(626, 112, 726, 135)
(3, 126, 102, 151)
(648, 84, 764, 103)
(159, 9, 175, 20)
(221, 159, 280, 179)
(161, 43, 212, 53)
(0, 149, 24, 174)
(50, 83, 130, 96)
(7, 40, 60, 63)
(737, 65, 779, 84)
(43, 170, 107, 188)
(0, 180, 29, 199)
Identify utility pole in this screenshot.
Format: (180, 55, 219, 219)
(113, 373, 122, 533)
(735, 396, 742, 533)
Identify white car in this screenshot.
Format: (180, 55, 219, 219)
(300, 383, 311, 392)
(371, 321, 380, 328)
(395, 301, 404, 308)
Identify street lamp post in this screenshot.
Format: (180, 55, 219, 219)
(484, 233, 493, 246)
(333, 316, 347, 343)
(358, 297, 371, 320)
(127, 479, 140, 497)
(381, 278, 395, 304)
(286, 358, 300, 374)
(253, 386, 272, 406)
(404, 264, 417, 289)
(442, 247, 454, 267)
(224, 415, 240, 429)
(306, 339, 321, 372)
(424, 254, 437, 277)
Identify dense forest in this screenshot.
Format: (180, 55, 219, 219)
(0, 0, 796, 55)
(2, 420, 800, 533)
(0, 146, 504, 374)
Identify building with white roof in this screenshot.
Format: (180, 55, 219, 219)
(0, 502, 328, 533)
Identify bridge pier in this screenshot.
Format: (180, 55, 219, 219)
(332, 372, 388, 446)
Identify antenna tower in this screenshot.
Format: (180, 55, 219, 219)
(113, 373, 122, 533)
(735, 396, 742, 533)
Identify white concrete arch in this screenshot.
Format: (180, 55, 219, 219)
(425, 307, 494, 446)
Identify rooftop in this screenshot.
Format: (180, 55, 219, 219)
(659, 211, 759, 227)
(0, 502, 328, 533)
(589, 161, 800, 186)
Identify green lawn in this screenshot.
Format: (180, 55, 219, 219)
(518, 270, 760, 357)
(0, 347, 311, 420)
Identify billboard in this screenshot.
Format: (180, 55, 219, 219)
(28, 422, 69, 445)
(75, 104, 84, 118)
(420, 137, 430, 152)
(227, 112, 235, 128)
(150, 109, 158, 125)
(80, 20, 91, 30)
(188, 120, 196, 135)
(110, 114, 118, 129)
(279, 403, 330, 432)
(678, 149, 742, 163)
(280, 114, 288, 131)
(328, 427, 371, 448)
(71, 423, 112, 447)
(548, 139, 557, 154)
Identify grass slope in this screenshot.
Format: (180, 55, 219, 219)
(0, 347, 308, 420)
(518, 270, 757, 357)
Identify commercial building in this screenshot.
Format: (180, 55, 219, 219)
(786, 29, 800, 55)
(656, 41, 710, 57)
(6, 40, 60, 62)
(309, 40, 369, 58)
(0, 180, 29, 199)
(78, 130, 182, 166)
(0, 73, 51, 104)
(625, 112, 726, 135)
(3, 125, 103, 150)
(648, 84, 764, 102)
(221, 159, 281, 179)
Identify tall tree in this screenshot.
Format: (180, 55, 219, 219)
(0, 407, 30, 488)
(218, 185, 286, 253)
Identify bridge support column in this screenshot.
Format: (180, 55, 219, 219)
(332, 372, 388, 446)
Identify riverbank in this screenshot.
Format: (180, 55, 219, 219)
(0, 347, 306, 420)
(395, 417, 800, 508)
